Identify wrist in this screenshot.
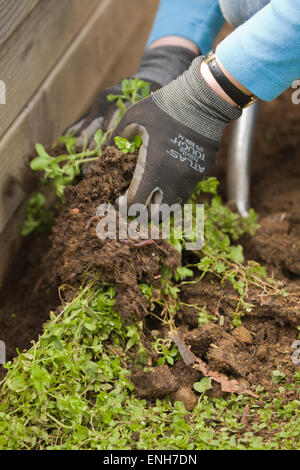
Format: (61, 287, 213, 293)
(149, 36, 199, 55)
(201, 53, 256, 109)
(200, 60, 238, 106)
(152, 56, 242, 144)
(215, 56, 252, 96)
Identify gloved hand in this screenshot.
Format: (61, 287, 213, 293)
(66, 46, 198, 146)
(112, 56, 242, 211)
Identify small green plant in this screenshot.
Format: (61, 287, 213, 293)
(197, 306, 215, 326)
(31, 130, 107, 199)
(21, 192, 54, 236)
(0, 280, 299, 449)
(152, 337, 179, 366)
(107, 78, 150, 122)
(114, 134, 142, 154)
(194, 377, 212, 394)
(164, 177, 286, 326)
(271, 370, 286, 384)
(175, 266, 194, 282)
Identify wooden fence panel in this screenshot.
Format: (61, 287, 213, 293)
(0, 0, 101, 139)
(0, 0, 159, 283)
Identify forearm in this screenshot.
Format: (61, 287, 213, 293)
(216, 0, 300, 101)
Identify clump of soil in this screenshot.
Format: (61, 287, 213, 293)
(132, 365, 178, 398)
(44, 147, 180, 320)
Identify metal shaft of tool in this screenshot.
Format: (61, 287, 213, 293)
(227, 100, 260, 217)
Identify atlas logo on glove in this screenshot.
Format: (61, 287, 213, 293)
(168, 134, 206, 173)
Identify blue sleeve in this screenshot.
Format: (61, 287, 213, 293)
(216, 0, 300, 101)
(147, 0, 224, 55)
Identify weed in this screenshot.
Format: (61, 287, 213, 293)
(152, 337, 179, 366)
(164, 177, 286, 327)
(0, 281, 299, 450)
(7, 84, 298, 449)
(31, 131, 107, 199)
(194, 377, 212, 394)
(271, 370, 286, 385)
(114, 134, 142, 154)
(107, 78, 150, 123)
(21, 192, 54, 237)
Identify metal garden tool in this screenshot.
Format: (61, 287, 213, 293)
(227, 100, 260, 217)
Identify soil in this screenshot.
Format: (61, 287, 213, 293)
(0, 89, 299, 400)
(0, 235, 59, 377)
(44, 146, 180, 319)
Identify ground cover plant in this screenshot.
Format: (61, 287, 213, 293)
(0, 83, 299, 450)
(0, 280, 299, 450)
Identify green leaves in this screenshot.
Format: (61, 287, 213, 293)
(152, 337, 179, 366)
(6, 374, 27, 393)
(31, 143, 86, 198)
(22, 128, 108, 236)
(178, 177, 287, 324)
(57, 135, 77, 155)
(107, 78, 150, 106)
(107, 78, 150, 126)
(271, 370, 286, 384)
(31, 364, 52, 394)
(114, 134, 142, 154)
(126, 324, 141, 351)
(93, 129, 108, 155)
(198, 307, 215, 326)
(229, 245, 244, 264)
(193, 176, 219, 197)
(22, 78, 151, 238)
(175, 266, 194, 282)
(194, 378, 212, 394)
(29, 127, 107, 202)
(0, 279, 299, 450)
(30, 144, 53, 171)
(21, 192, 54, 236)
(0, 283, 135, 448)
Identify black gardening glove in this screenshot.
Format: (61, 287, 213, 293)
(66, 46, 198, 146)
(112, 56, 242, 211)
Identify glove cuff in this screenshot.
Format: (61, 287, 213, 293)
(152, 56, 242, 143)
(134, 45, 198, 87)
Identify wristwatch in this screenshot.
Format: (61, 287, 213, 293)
(205, 52, 257, 109)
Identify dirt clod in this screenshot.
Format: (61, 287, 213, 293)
(173, 387, 198, 411)
(43, 147, 180, 320)
(232, 326, 253, 345)
(256, 345, 268, 361)
(131, 365, 178, 398)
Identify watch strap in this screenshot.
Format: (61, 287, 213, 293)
(206, 54, 256, 109)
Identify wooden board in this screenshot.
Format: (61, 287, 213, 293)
(0, 0, 159, 283)
(0, 0, 101, 140)
(0, 0, 40, 47)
